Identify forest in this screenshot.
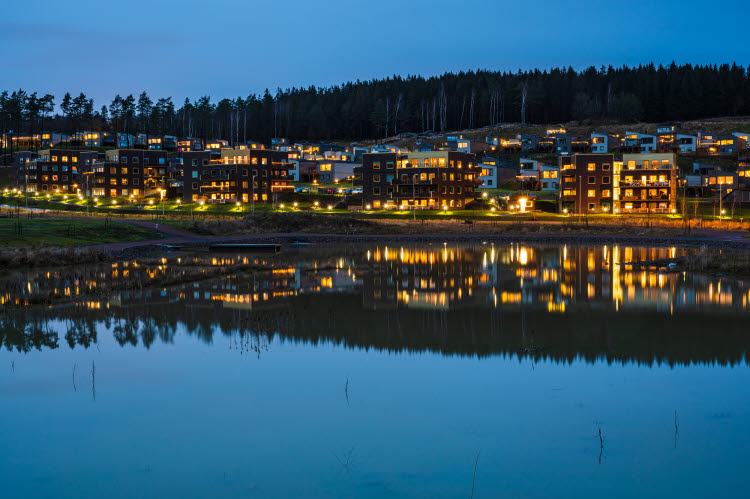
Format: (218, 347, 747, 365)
(1, 62, 749, 147)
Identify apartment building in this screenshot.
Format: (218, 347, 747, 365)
(91, 149, 170, 198)
(360, 151, 480, 209)
(559, 154, 615, 213)
(616, 153, 677, 213)
(23, 149, 99, 194)
(179, 148, 293, 203)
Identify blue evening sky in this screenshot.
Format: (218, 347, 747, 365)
(0, 0, 746, 107)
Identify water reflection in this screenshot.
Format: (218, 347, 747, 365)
(1, 243, 748, 365)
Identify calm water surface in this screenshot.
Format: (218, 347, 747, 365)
(1, 243, 749, 498)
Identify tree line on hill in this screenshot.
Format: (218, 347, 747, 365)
(1, 62, 749, 149)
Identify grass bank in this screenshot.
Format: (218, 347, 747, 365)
(0, 218, 156, 248)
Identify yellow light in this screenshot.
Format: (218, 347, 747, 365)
(293, 202, 298, 207)
(490, 207, 496, 212)
(482, 192, 488, 198)
(149, 200, 154, 205)
(327, 205, 333, 210)
(563, 208, 568, 214)
(671, 208, 676, 213)
(314, 201, 319, 207)
(112, 200, 117, 205)
(280, 204, 285, 209)
(366, 204, 371, 210)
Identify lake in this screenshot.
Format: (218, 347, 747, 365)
(1, 242, 749, 498)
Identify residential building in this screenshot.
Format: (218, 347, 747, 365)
(657, 124, 681, 135)
(148, 135, 177, 151)
(177, 137, 202, 152)
(518, 158, 540, 188)
(117, 133, 135, 148)
(177, 151, 212, 201)
(91, 149, 170, 198)
(697, 133, 746, 155)
(733, 132, 750, 150)
(360, 151, 480, 209)
(559, 154, 615, 213)
(685, 163, 738, 198)
(297, 142, 345, 159)
(616, 153, 677, 213)
(624, 131, 657, 153)
(414, 141, 435, 152)
(315, 161, 357, 184)
(590, 132, 618, 153)
(178, 148, 294, 204)
(205, 139, 229, 158)
(487, 135, 522, 152)
(478, 158, 515, 189)
(540, 164, 559, 192)
(447, 135, 490, 154)
(23, 149, 98, 194)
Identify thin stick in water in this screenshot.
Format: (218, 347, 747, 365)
(470, 451, 480, 499)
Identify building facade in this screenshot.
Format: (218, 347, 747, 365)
(360, 151, 480, 209)
(559, 154, 615, 213)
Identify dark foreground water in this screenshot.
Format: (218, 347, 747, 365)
(1, 243, 749, 498)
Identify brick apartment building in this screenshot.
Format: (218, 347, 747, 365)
(559, 154, 615, 213)
(178, 148, 294, 203)
(91, 149, 169, 198)
(22, 149, 99, 194)
(360, 151, 480, 209)
(559, 153, 677, 214)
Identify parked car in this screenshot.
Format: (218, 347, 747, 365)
(294, 187, 309, 193)
(352, 188, 363, 194)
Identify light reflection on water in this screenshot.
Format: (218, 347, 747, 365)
(1, 243, 749, 498)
